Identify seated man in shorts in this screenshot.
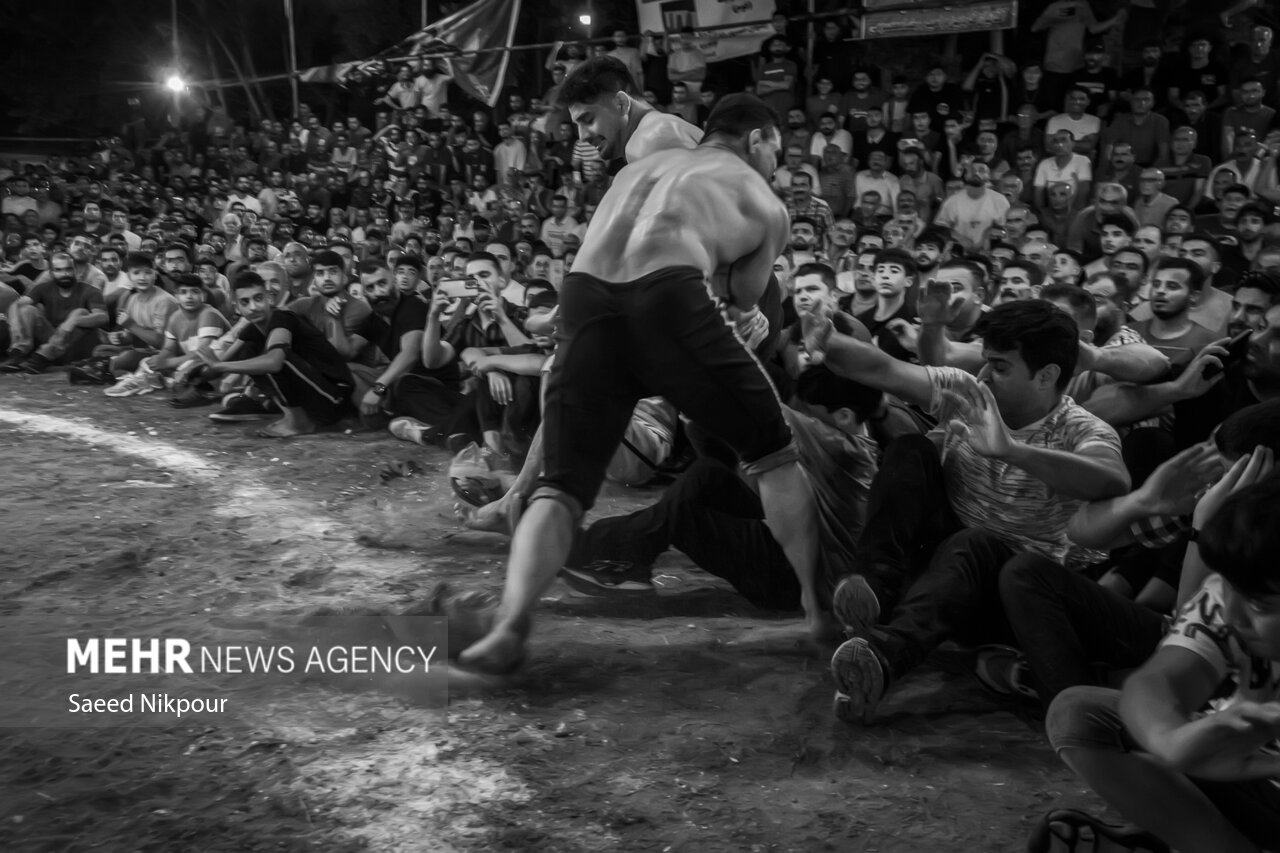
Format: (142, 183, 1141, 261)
(459, 94, 831, 674)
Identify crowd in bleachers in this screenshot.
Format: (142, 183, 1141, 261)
(3, 4, 1280, 848)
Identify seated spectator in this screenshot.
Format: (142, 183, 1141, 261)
(116, 273, 232, 401)
(92, 251, 179, 382)
(286, 249, 373, 363)
(1041, 470, 1280, 853)
(802, 299, 1128, 722)
(196, 270, 355, 438)
(1, 250, 108, 373)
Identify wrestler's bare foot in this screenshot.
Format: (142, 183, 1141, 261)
(256, 417, 315, 438)
(457, 623, 528, 674)
(807, 610, 842, 645)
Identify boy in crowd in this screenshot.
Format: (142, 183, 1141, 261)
(196, 271, 354, 438)
(91, 251, 179, 386)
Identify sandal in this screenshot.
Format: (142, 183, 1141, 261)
(975, 644, 1040, 704)
(1026, 808, 1170, 853)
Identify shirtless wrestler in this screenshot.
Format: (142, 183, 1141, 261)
(458, 94, 833, 675)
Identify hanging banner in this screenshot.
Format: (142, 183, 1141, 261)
(636, 0, 777, 62)
(298, 0, 521, 106)
(860, 1, 1017, 39)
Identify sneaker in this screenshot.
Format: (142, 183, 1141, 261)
(68, 364, 114, 386)
(389, 416, 431, 446)
(560, 560, 656, 598)
(104, 371, 152, 397)
(831, 574, 881, 638)
(169, 384, 220, 408)
(18, 352, 51, 374)
(0, 351, 29, 373)
(830, 637, 888, 724)
(208, 394, 279, 422)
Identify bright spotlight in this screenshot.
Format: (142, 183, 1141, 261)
(578, 14, 591, 25)
(165, 75, 186, 93)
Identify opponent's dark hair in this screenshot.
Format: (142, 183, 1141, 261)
(973, 300, 1079, 390)
(702, 94, 780, 141)
(796, 364, 884, 422)
(1040, 283, 1098, 327)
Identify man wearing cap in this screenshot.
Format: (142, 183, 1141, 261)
(1169, 36, 1229, 113)
(1132, 168, 1179, 228)
(1067, 41, 1119, 118)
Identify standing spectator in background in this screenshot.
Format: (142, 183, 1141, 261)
(935, 162, 1010, 252)
(1068, 42, 1119, 118)
(818, 144, 857, 219)
(665, 28, 707, 100)
(1120, 41, 1172, 111)
(493, 122, 528, 187)
(1101, 89, 1170, 167)
(842, 69, 888, 134)
(807, 77, 843, 128)
(539, 196, 578, 259)
(1222, 77, 1276, 156)
(1047, 89, 1103, 157)
(755, 36, 799, 118)
(1031, 0, 1126, 102)
(1230, 25, 1280, 107)
(666, 83, 699, 125)
(963, 52, 1014, 123)
(907, 64, 966, 132)
(607, 30, 644, 89)
(378, 66, 420, 112)
(809, 20, 850, 92)
(787, 172, 835, 245)
(1168, 38, 1230, 113)
(1158, 126, 1212, 209)
(414, 59, 453, 117)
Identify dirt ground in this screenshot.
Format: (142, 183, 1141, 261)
(0, 374, 1107, 852)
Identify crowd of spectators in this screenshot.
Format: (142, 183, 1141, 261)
(3, 4, 1280, 848)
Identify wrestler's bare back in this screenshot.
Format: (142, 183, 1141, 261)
(571, 146, 789, 307)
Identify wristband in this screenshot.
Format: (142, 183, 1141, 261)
(372, 382, 388, 396)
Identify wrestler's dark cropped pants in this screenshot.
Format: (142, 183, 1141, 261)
(537, 267, 797, 516)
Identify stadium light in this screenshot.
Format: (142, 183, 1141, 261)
(578, 14, 591, 25)
(165, 74, 186, 93)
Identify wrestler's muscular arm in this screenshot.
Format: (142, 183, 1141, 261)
(721, 185, 790, 311)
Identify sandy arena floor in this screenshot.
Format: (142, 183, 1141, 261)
(0, 374, 1106, 852)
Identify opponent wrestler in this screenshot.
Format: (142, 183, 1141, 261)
(459, 95, 830, 675)
(561, 55, 703, 163)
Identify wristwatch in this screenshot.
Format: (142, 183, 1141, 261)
(372, 382, 388, 396)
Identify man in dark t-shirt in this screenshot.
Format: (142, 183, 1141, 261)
(1, 251, 107, 373)
(196, 270, 354, 438)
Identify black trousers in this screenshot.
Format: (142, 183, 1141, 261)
(566, 457, 802, 610)
(253, 352, 353, 424)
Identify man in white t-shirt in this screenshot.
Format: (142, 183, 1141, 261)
(1045, 89, 1103, 156)
(933, 162, 1010, 252)
(803, 298, 1127, 723)
(1035, 129, 1094, 210)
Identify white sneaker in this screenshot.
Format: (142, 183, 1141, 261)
(389, 417, 430, 446)
(104, 371, 152, 397)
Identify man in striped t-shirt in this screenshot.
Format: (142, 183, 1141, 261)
(803, 299, 1128, 722)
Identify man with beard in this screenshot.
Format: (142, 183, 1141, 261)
(934, 162, 1010, 252)
(336, 261, 432, 431)
(33, 232, 108, 292)
(852, 151, 899, 219)
(789, 216, 821, 260)
(1131, 233, 1233, 335)
(2, 250, 108, 373)
(1132, 257, 1220, 368)
(897, 142, 943, 223)
(96, 244, 130, 305)
(911, 226, 950, 286)
(827, 218, 858, 271)
(1233, 202, 1271, 267)
(287, 250, 372, 364)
